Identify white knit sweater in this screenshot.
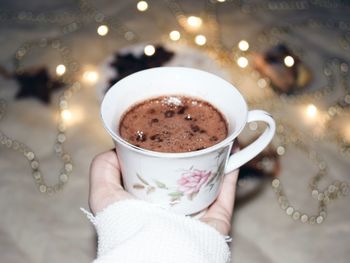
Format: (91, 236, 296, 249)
(84, 199, 230, 263)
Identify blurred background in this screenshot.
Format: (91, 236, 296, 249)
(0, 0, 349, 262)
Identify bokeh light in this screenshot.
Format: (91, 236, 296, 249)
(238, 40, 249, 51)
(237, 57, 249, 68)
(169, 30, 181, 41)
(195, 35, 206, 46)
(284, 55, 295, 67)
(56, 64, 66, 76)
(97, 25, 109, 36)
(137, 1, 148, 12)
(144, 45, 156, 56)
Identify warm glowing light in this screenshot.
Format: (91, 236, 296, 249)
(144, 45, 155, 56)
(97, 25, 109, 36)
(56, 64, 66, 76)
(217, 0, 226, 2)
(306, 104, 318, 118)
(83, 71, 99, 83)
(195, 35, 206, 46)
(284, 55, 295, 67)
(187, 16, 202, 28)
(137, 1, 148, 11)
(257, 78, 267, 88)
(238, 40, 249, 51)
(169, 30, 181, 41)
(237, 57, 249, 68)
(61, 106, 85, 126)
(61, 110, 72, 120)
(344, 124, 350, 142)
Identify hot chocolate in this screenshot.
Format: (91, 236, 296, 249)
(119, 95, 228, 153)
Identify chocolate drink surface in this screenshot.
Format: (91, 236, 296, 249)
(119, 96, 228, 153)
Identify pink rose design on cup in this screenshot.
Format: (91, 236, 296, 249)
(177, 169, 211, 198)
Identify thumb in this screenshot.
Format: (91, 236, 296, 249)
(89, 150, 133, 214)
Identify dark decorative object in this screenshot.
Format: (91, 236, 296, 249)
(235, 139, 280, 202)
(107, 45, 174, 91)
(0, 66, 64, 104)
(253, 43, 311, 94)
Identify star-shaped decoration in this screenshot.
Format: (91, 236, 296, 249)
(0, 66, 65, 104)
(107, 45, 174, 91)
(15, 67, 65, 104)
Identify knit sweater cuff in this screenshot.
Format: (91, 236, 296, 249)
(87, 199, 231, 263)
(93, 199, 150, 256)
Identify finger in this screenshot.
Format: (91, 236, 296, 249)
(214, 169, 239, 218)
(203, 169, 239, 224)
(89, 150, 122, 208)
(90, 150, 122, 193)
(89, 150, 134, 214)
(211, 146, 240, 218)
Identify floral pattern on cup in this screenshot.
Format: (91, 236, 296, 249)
(132, 148, 227, 206)
(177, 169, 211, 198)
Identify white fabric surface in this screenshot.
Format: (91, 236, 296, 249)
(85, 199, 229, 263)
(0, 1, 350, 263)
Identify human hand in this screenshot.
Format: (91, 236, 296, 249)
(89, 150, 134, 214)
(199, 169, 238, 235)
(89, 150, 238, 236)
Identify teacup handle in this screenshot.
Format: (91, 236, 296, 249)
(225, 110, 276, 173)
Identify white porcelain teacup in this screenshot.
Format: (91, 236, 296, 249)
(101, 67, 276, 215)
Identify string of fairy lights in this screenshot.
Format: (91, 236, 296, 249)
(0, 0, 349, 223)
